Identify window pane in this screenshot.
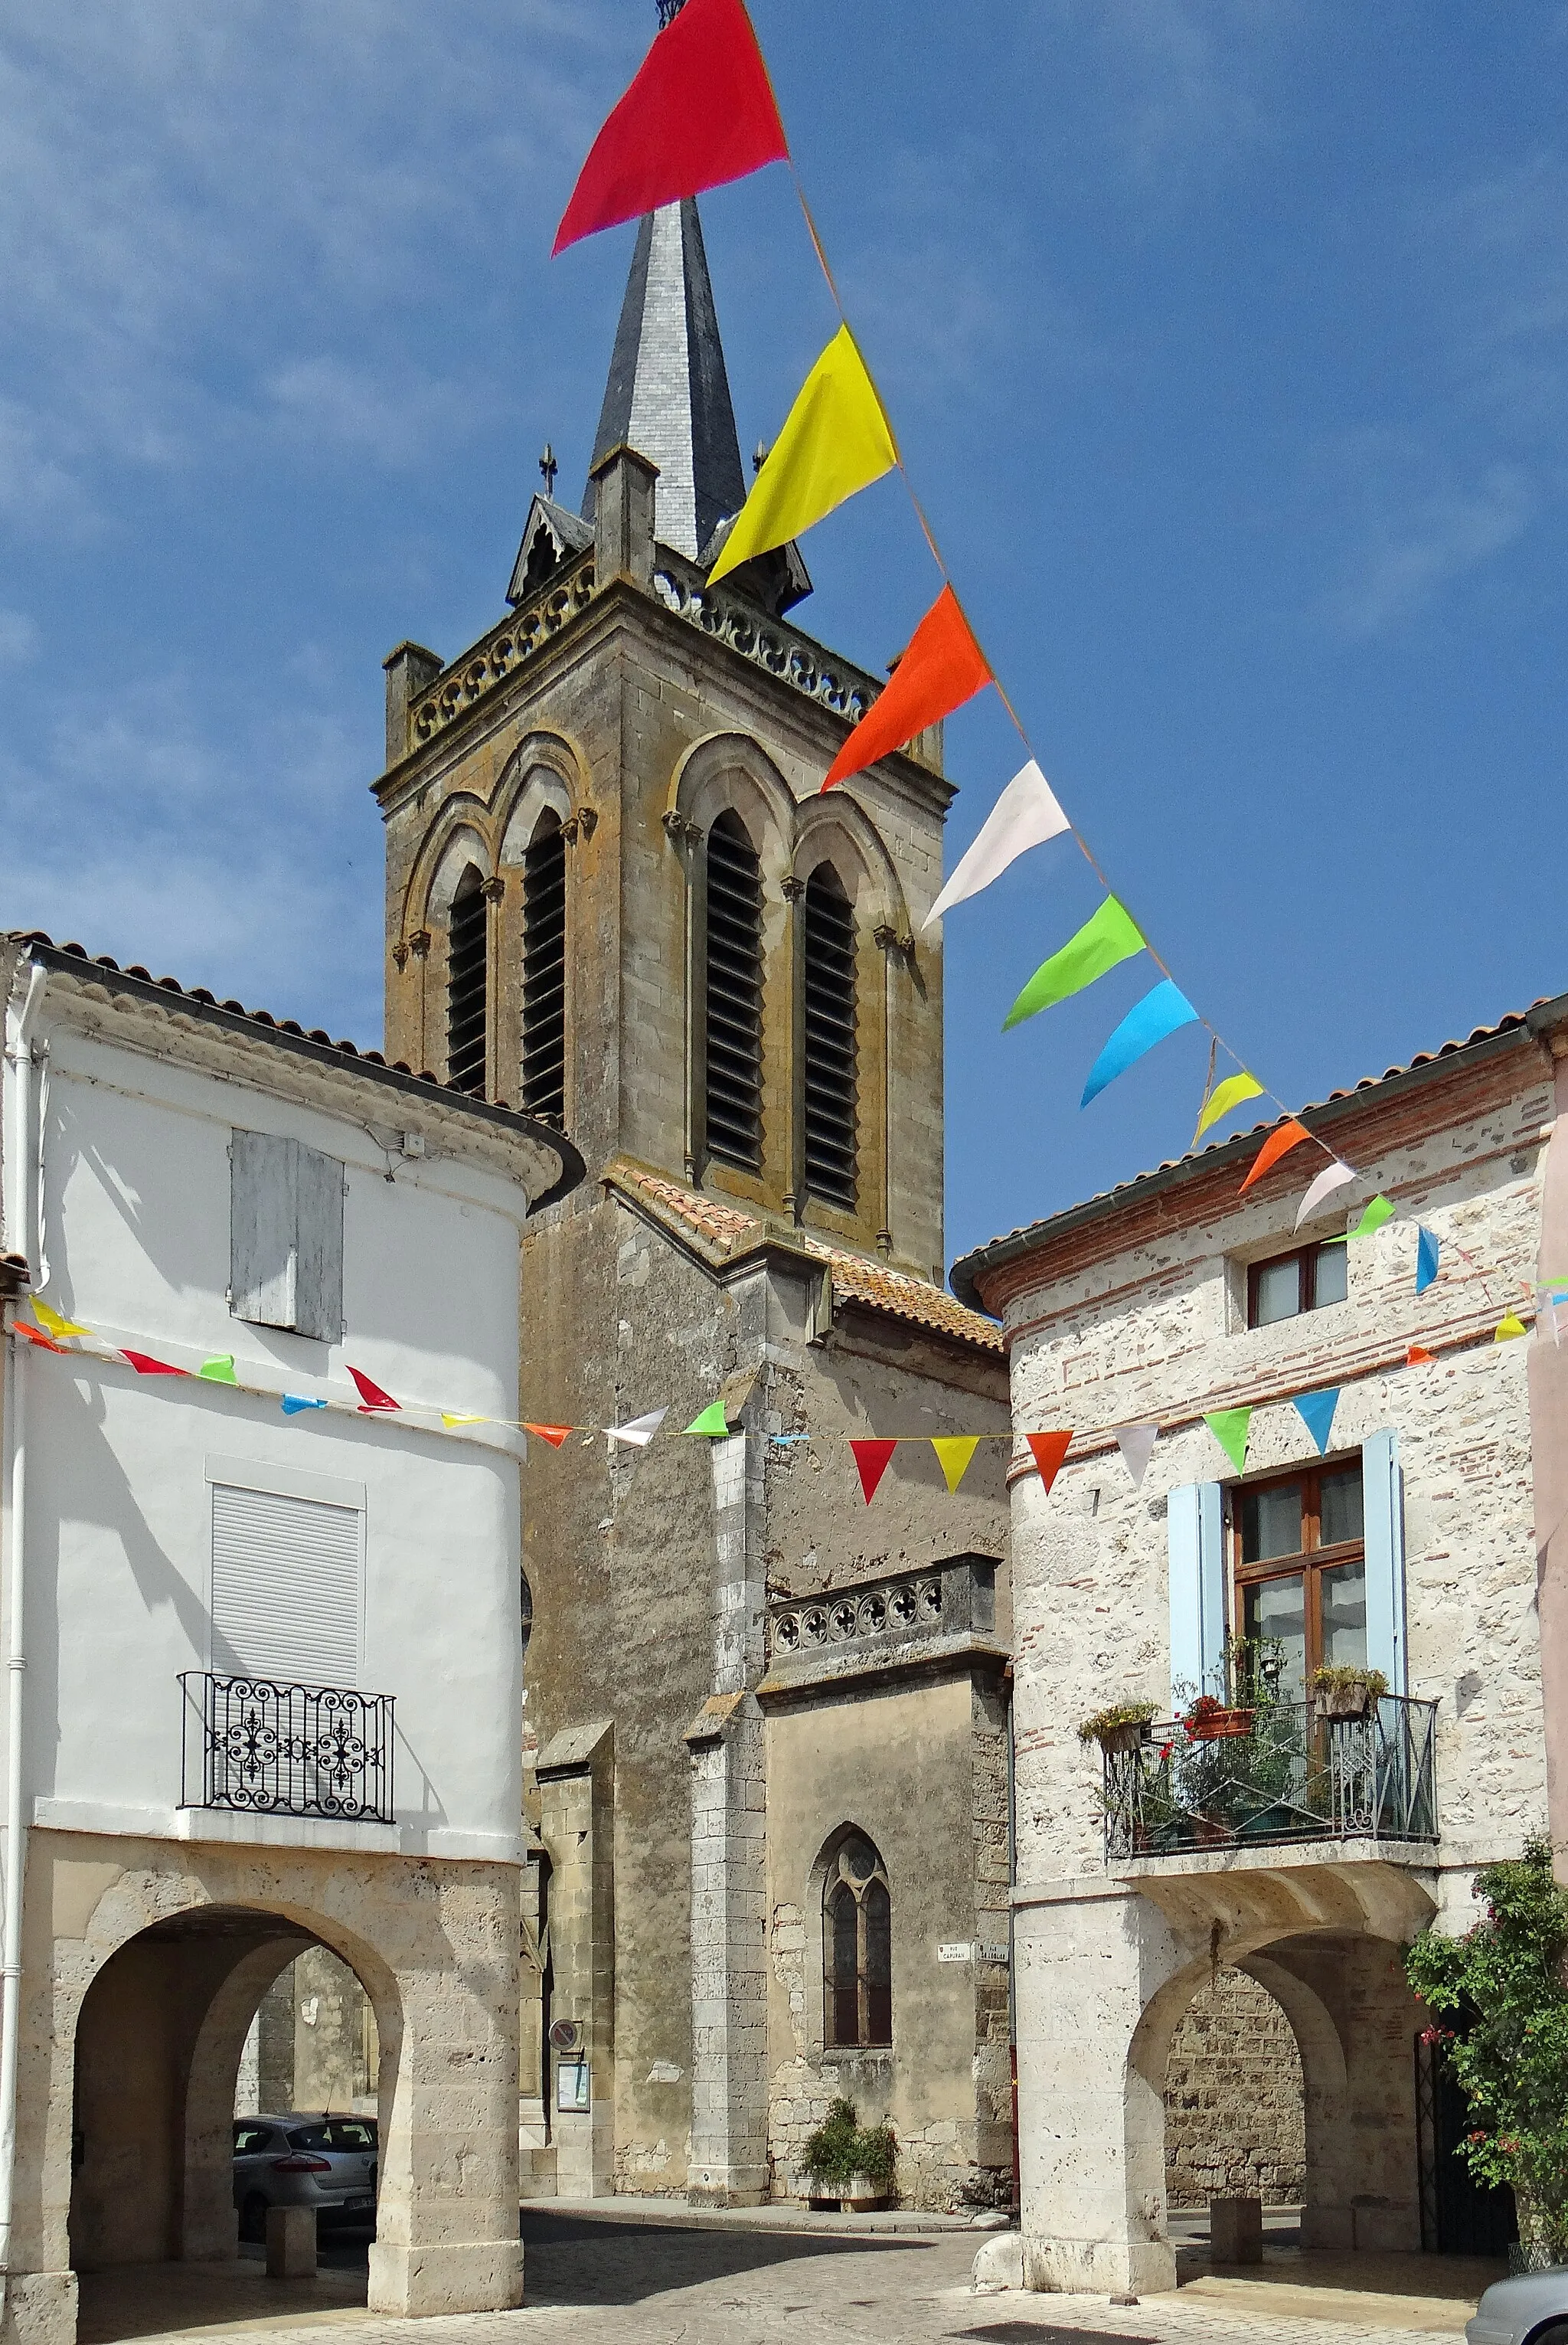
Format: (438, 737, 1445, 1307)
(1253, 1256, 1302, 1326)
(825, 1882, 858, 2047)
(1241, 1482, 1304, 1565)
(863, 1880, 891, 2046)
(1321, 1562, 1368, 1670)
(1319, 1466, 1364, 1547)
(1312, 1242, 1348, 1307)
(1243, 1574, 1306, 1699)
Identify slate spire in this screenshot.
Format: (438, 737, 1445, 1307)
(582, 198, 746, 565)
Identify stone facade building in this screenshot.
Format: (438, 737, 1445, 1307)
(0, 934, 581, 2342)
(371, 199, 1013, 2208)
(955, 998, 1567, 2291)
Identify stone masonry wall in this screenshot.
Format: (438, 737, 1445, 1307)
(1163, 1967, 1305, 2206)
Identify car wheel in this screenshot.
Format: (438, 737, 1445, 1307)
(240, 2193, 268, 2245)
(1528, 2324, 1568, 2345)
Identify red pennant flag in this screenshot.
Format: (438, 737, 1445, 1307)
(15, 1322, 67, 1353)
(823, 587, 991, 791)
(553, 0, 789, 257)
(525, 1423, 573, 1449)
(348, 1365, 400, 1413)
(1240, 1118, 1311, 1194)
(1025, 1431, 1073, 1493)
(122, 1349, 188, 1376)
(850, 1437, 899, 1504)
(1406, 1345, 1436, 1365)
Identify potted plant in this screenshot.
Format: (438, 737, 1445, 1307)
(1077, 1699, 1158, 1756)
(1309, 1664, 1388, 1721)
(801, 2097, 897, 2211)
(1182, 1692, 1254, 1742)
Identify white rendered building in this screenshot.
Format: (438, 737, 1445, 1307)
(0, 933, 580, 2343)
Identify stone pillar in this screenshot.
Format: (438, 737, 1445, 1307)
(381, 640, 441, 770)
(590, 446, 658, 592)
(1530, 1036, 1568, 1877)
(535, 1724, 615, 2201)
(1014, 1880, 1184, 2296)
(684, 1425, 768, 2206)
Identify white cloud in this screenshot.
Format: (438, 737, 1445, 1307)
(0, 610, 39, 666)
(1327, 458, 1535, 637)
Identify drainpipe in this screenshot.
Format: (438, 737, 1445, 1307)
(0, 958, 47, 2304)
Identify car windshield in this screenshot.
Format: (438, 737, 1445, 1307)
(322, 2121, 375, 2150)
(233, 2124, 272, 2154)
(286, 2125, 332, 2152)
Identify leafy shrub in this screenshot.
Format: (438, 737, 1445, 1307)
(802, 2096, 897, 2192)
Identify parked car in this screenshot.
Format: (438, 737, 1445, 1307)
(1468, 2269, 1568, 2345)
(232, 2114, 378, 2241)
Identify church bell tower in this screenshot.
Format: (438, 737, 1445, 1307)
(374, 193, 955, 1284)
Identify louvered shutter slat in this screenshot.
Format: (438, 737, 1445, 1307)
(211, 1483, 361, 1689)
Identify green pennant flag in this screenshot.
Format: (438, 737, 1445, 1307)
(1324, 1194, 1395, 1244)
(681, 1401, 731, 1437)
(198, 1356, 237, 1383)
(1003, 895, 1146, 1032)
(1206, 1406, 1253, 1476)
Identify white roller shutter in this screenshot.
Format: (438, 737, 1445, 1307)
(211, 1481, 361, 1688)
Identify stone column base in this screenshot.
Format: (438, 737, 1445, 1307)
(1022, 2232, 1177, 2297)
(368, 2240, 524, 2315)
(0, 2270, 77, 2345)
(688, 2175, 768, 2209)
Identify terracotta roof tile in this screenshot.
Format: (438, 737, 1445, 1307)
(610, 1163, 1003, 1352)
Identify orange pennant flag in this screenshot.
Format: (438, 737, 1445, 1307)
(850, 1437, 898, 1503)
(822, 586, 991, 791)
(525, 1423, 573, 1449)
(1240, 1118, 1312, 1194)
(1406, 1345, 1435, 1365)
(15, 1321, 67, 1353)
(1025, 1431, 1073, 1492)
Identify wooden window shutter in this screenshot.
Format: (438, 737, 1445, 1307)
(1361, 1430, 1407, 1694)
(210, 1481, 361, 1687)
(1168, 1480, 1226, 1708)
(230, 1133, 345, 1343)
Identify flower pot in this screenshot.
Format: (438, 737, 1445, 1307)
(1186, 1708, 1253, 1742)
(1316, 1683, 1376, 1721)
(1097, 1720, 1150, 1757)
(802, 2172, 891, 2211)
(841, 2172, 892, 2210)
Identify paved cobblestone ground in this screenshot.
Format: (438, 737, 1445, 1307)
(74, 2214, 1494, 2345)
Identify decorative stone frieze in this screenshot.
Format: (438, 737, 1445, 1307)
(408, 558, 596, 749)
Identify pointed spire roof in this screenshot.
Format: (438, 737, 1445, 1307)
(582, 199, 746, 564)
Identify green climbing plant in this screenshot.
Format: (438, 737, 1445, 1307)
(1404, 1833, 1568, 2262)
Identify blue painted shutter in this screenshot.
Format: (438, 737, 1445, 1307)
(1168, 1481, 1226, 1708)
(1362, 1430, 1406, 1694)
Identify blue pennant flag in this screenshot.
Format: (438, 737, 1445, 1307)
(1416, 1226, 1440, 1295)
(281, 1395, 328, 1415)
(1293, 1386, 1341, 1456)
(1081, 979, 1199, 1107)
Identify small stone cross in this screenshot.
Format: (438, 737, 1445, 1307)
(538, 443, 557, 499)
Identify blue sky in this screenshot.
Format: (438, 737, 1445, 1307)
(0, 2, 1563, 1271)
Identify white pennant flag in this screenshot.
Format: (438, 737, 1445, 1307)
(1116, 1424, 1158, 1486)
(922, 760, 1070, 930)
(605, 1407, 668, 1448)
(1295, 1160, 1357, 1231)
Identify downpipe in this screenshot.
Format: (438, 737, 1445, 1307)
(0, 960, 48, 2324)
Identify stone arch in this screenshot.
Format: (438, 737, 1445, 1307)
(671, 733, 795, 886)
(425, 824, 492, 928)
(1161, 1964, 1308, 2209)
(805, 1823, 893, 2056)
(497, 734, 583, 865)
(67, 1890, 402, 2276)
(791, 794, 906, 937)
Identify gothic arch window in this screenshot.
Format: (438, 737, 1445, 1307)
(446, 865, 488, 1095)
(823, 1833, 891, 2048)
(704, 809, 764, 1172)
(801, 863, 857, 1208)
(521, 811, 567, 1127)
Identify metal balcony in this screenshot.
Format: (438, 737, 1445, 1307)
(1102, 1694, 1438, 1862)
(180, 1672, 394, 1824)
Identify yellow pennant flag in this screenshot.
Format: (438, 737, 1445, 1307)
(1495, 1313, 1528, 1343)
(442, 1411, 490, 1429)
(31, 1298, 90, 1339)
(1195, 1069, 1264, 1141)
(931, 1436, 981, 1494)
(707, 324, 897, 584)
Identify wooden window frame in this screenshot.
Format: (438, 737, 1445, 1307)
(1246, 1240, 1347, 1332)
(1231, 1461, 1366, 1683)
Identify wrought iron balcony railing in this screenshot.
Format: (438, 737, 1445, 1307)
(1101, 1693, 1438, 1861)
(180, 1672, 394, 1824)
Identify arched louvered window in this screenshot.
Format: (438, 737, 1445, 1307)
(822, 1833, 891, 2048)
(446, 866, 488, 1095)
(802, 865, 857, 1208)
(521, 813, 567, 1127)
(704, 810, 764, 1171)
